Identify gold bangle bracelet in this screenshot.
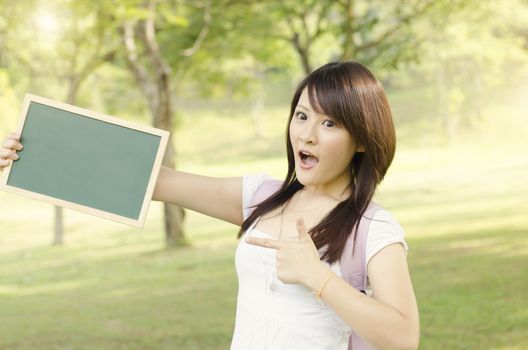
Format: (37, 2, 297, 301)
(316, 272, 334, 299)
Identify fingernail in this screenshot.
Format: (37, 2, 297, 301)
(14, 155, 19, 160)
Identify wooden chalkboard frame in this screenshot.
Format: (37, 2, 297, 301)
(0, 94, 170, 228)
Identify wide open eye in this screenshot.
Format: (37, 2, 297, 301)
(295, 111, 307, 120)
(322, 120, 335, 128)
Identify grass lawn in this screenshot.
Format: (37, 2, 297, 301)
(0, 84, 527, 349)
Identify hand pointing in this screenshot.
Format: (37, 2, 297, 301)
(245, 218, 323, 286)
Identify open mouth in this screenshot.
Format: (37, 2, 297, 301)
(299, 150, 319, 168)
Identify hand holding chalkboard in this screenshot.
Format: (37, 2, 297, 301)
(0, 132, 23, 172)
(0, 94, 169, 227)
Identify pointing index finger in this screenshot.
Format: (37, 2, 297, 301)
(245, 236, 285, 250)
(296, 218, 310, 241)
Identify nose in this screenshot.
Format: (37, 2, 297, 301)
(299, 122, 318, 145)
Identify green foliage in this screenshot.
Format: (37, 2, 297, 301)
(161, 1, 298, 100)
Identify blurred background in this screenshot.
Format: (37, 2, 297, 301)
(1, 0, 527, 349)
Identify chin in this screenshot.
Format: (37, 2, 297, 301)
(294, 170, 318, 187)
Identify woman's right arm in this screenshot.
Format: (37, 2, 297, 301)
(1, 133, 244, 227)
(153, 166, 244, 226)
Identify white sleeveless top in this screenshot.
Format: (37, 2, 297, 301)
(230, 174, 409, 350)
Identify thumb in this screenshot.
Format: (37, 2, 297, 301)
(296, 218, 310, 241)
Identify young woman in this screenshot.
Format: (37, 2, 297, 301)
(0, 61, 419, 350)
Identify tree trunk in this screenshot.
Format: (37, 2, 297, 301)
(154, 99, 186, 247)
(164, 199, 186, 246)
(52, 206, 63, 245)
(161, 139, 185, 246)
(52, 79, 80, 246)
(154, 69, 186, 247)
(122, 15, 186, 247)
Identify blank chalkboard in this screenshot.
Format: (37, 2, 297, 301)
(0, 94, 169, 228)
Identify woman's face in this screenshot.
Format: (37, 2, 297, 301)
(289, 87, 363, 197)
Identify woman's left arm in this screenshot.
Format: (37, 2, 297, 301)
(306, 242, 420, 350)
(245, 219, 420, 350)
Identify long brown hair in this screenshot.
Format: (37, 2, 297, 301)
(238, 61, 396, 264)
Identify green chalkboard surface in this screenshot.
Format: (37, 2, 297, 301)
(0, 94, 169, 228)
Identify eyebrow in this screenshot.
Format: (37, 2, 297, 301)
(297, 104, 330, 118)
(296, 104, 311, 111)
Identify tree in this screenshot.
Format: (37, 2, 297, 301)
(267, 0, 462, 75)
(118, 0, 216, 246)
(116, 0, 303, 245)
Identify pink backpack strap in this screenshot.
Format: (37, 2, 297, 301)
(248, 179, 283, 213)
(340, 201, 382, 350)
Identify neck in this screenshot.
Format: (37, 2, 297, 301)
(301, 186, 350, 202)
(286, 184, 350, 214)
(300, 177, 351, 203)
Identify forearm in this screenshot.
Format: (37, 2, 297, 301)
(152, 165, 243, 225)
(152, 166, 190, 204)
(306, 265, 419, 350)
(152, 166, 216, 209)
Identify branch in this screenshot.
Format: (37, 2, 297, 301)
(300, 7, 310, 43)
(75, 48, 117, 85)
(356, 0, 436, 52)
(69, 24, 102, 82)
(181, 0, 211, 57)
(312, 2, 333, 41)
(285, 14, 300, 42)
(138, 0, 171, 77)
(122, 20, 157, 112)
